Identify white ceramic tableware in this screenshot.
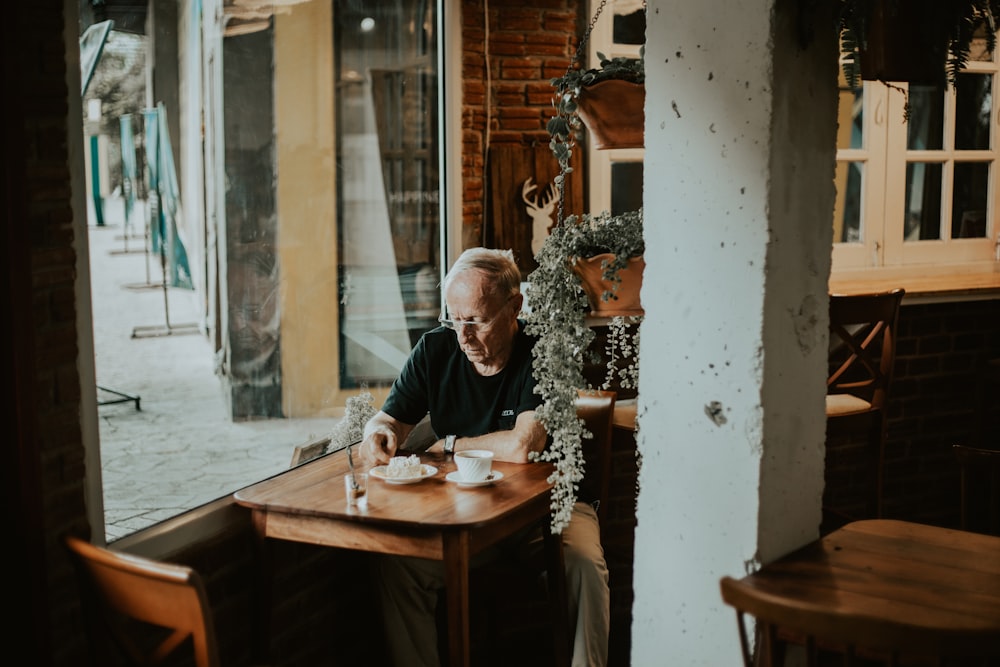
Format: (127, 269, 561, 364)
(369, 464, 437, 485)
(453, 449, 494, 482)
(445, 470, 503, 487)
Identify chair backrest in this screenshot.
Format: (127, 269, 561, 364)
(65, 535, 221, 667)
(720, 575, 975, 667)
(827, 288, 905, 412)
(953, 444, 1000, 536)
(290, 434, 331, 467)
(575, 389, 616, 525)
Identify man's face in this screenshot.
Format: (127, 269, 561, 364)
(443, 269, 520, 369)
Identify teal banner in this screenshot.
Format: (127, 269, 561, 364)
(144, 104, 193, 289)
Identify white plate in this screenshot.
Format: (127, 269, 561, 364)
(445, 470, 504, 487)
(369, 464, 438, 485)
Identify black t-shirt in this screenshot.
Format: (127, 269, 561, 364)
(381, 320, 542, 439)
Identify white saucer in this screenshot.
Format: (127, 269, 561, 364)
(370, 464, 438, 485)
(445, 470, 503, 487)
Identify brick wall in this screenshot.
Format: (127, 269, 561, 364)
(460, 0, 580, 246)
(8, 1, 95, 665)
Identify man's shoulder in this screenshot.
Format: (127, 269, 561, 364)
(415, 327, 460, 358)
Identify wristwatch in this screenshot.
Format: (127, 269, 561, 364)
(444, 434, 457, 454)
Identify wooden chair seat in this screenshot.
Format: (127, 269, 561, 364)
(825, 392, 873, 416)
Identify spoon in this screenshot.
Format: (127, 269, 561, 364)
(346, 442, 359, 490)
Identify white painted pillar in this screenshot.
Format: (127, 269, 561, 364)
(632, 0, 838, 663)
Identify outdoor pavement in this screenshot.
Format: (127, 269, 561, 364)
(90, 195, 340, 542)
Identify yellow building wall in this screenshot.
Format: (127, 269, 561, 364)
(274, 4, 390, 416)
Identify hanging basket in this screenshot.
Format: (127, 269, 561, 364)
(572, 253, 645, 317)
(575, 80, 645, 150)
(856, 0, 952, 85)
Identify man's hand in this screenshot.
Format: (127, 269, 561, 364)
(359, 411, 413, 465)
(360, 429, 396, 465)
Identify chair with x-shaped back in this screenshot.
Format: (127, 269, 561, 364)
(823, 288, 905, 532)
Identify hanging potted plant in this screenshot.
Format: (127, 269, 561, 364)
(525, 208, 643, 533)
(548, 47, 645, 181)
(837, 0, 1000, 87)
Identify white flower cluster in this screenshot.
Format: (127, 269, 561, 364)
(327, 390, 377, 454)
(602, 316, 641, 391)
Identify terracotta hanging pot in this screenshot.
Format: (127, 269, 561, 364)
(572, 253, 645, 317)
(575, 80, 645, 150)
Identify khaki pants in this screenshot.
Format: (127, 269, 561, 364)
(374, 502, 609, 667)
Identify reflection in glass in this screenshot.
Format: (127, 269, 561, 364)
(611, 162, 643, 216)
(335, 2, 440, 388)
(613, 0, 646, 45)
(955, 73, 992, 151)
(220, 0, 441, 420)
(907, 84, 944, 150)
(837, 84, 863, 150)
(834, 161, 863, 242)
(904, 162, 943, 241)
(953, 162, 989, 238)
(224, 27, 281, 417)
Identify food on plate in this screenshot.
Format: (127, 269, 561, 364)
(385, 454, 423, 478)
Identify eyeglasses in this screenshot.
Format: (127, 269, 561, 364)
(438, 296, 515, 333)
(437, 314, 501, 333)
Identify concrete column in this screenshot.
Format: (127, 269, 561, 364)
(632, 0, 838, 663)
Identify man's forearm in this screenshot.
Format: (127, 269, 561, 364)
(427, 411, 546, 463)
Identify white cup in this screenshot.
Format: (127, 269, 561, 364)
(454, 449, 494, 482)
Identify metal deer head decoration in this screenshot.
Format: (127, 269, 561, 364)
(522, 177, 557, 257)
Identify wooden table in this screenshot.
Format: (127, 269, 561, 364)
(733, 519, 1000, 659)
(234, 450, 567, 667)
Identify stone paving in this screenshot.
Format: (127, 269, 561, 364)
(91, 197, 340, 542)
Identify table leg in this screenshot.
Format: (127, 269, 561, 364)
(249, 510, 273, 664)
(443, 530, 471, 667)
(543, 521, 571, 667)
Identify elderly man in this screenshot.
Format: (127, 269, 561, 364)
(359, 247, 610, 667)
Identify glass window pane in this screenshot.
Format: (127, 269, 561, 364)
(335, 1, 440, 388)
(955, 73, 992, 151)
(907, 84, 945, 150)
(837, 84, 863, 150)
(612, 1, 645, 45)
(834, 161, 863, 243)
(611, 161, 643, 216)
(953, 162, 990, 238)
(904, 162, 943, 240)
(968, 24, 995, 62)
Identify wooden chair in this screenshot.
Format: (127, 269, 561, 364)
(976, 358, 1000, 448)
(824, 288, 904, 531)
(953, 444, 1000, 536)
(720, 574, 988, 667)
(574, 389, 618, 528)
(468, 389, 617, 667)
(65, 534, 224, 667)
(289, 433, 330, 467)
